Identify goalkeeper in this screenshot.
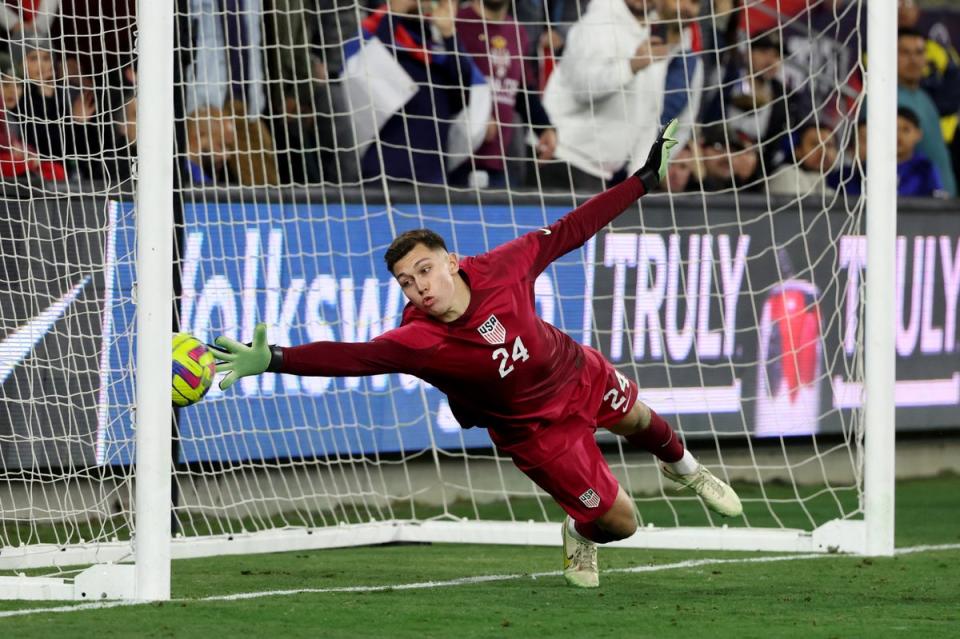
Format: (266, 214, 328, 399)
(211, 120, 742, 589)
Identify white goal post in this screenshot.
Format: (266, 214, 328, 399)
(0, 0, 902, 602)
(862, 0, 897, 557)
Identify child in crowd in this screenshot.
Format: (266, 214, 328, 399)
(896, 107, 947, 197)
(835, 109, 947, 198)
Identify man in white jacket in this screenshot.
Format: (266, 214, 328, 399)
(542, 0, 699, 189)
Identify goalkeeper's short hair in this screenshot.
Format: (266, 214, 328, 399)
(384, 228, 448, 274)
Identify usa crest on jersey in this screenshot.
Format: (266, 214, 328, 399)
(478, 314, 507, 345)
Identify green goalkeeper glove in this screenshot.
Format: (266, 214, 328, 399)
(634, 118, 680, 192)
(211, 323, 283, 390)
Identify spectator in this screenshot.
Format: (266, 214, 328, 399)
(54, 0, 198, 193)
(72, 89, 136, 184)
(311, 0, 365, 183)
(343, 0, 491, 185)
(896, 106, 946, 198)
(0, 57, 20, 111)
(697, 124, 760, 193)
(898, 0, 960, 146)
(692, 0, 734, 109)
(266, 92, 324, 185)
(735, 0, 861, 126)
(657, 0, 704, 151)
(9, 31, 139, 187)
(767, 122, 837, 197)
(899, 0, 960, 192)
(513, 0, 590, 91)
(13, 35, 69, 160)
(181, 3, 282, 188)
(185, 0, 267, 117)
(51, 0, 139, 138)
(222, 98, 280, 185)
(454, 0, 556, 188)
(662, 144, 698, 193)
(0, 54, 65, 183)
(703, 32, 788, 171)
(834, 108, 948, 199)
(261, 0, 358, 184)
(541, 0, 671, 191)
(262, 0, 322, 118)
(735, 0, 807, 37)
(182, 102, 281, 187)
(184, 106, 238, 185)
(897, 28, 956, 197)
(52, 0, 136, 88)
(0, 0, 59, 38)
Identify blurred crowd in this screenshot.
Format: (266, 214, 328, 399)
(0, 0, 957, 198)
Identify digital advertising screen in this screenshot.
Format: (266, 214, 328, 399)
(1, 195, 956, 469)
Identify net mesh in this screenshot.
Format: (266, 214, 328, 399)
(0, 0, 882, 575)
(0, 1, 138, 564)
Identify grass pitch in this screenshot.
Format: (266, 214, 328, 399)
(1, 475, 958, 638)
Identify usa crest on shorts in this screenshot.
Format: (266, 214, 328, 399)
(478, 314, 507, 345)
(578, 489, 601, 509)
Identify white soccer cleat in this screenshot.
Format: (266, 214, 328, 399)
(562, 517, 599, 588)
(660, 463, 743, 517)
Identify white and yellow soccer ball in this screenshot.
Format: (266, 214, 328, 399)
(171, 333, 216, 407)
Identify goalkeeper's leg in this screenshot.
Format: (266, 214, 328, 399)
(562, 486, 636, 588)
(490, 419, 637, 589)
(607, 399, 743, 518)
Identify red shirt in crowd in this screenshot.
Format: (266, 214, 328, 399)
(455, 5, 533, 172)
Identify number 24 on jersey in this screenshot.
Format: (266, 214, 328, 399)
(492, 337, 529, 378)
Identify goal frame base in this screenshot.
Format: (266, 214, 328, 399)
(0, 518, 867, 600)
(0, 563, 134, 601)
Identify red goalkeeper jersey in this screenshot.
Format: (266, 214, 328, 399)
(279, 177, 646, 430)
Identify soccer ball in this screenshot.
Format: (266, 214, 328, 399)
(172, 333, 216, 407)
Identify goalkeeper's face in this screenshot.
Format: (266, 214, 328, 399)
(392, 243, 465, 322)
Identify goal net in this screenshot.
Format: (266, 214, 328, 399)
(0, 0, 914, 600)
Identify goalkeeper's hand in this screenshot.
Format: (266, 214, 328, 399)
(210, 323, 280, 390)
(634, 118, 679, 192)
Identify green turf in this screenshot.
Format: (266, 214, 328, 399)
(1, 475, 958, 637)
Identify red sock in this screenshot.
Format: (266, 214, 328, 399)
(625, 409, 684, 463)
(573, 519, 621, 544)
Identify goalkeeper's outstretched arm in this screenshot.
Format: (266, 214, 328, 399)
(211, 323, 424, 390)
(488, 119, 680, 277)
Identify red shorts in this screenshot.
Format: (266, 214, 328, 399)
(488, 346, 639, 523)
